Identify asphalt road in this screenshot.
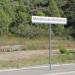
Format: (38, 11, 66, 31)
(0, 64, 75, 75)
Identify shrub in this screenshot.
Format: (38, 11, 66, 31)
(59, 46, 69, 55)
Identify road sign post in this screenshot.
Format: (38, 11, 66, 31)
(32, 16, 67, 70)
(49, 24, 51, 70)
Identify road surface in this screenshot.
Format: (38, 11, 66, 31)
(0, 64, 75, 75)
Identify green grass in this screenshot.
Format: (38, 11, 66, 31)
(0, 53, 75, 69)
(0, 56, 48, 69)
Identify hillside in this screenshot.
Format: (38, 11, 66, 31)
(0, 0, 75, 39)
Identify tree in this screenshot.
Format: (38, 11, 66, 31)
(0, 0, 74, 39)
(59, 0, 75, 38)
(48, 0, 65, 37)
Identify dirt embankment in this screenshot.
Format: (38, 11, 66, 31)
(0, 50, 59, 61)
(0, 50, 47, 61)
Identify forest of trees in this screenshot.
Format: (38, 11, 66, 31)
(0, 0, 75, 39)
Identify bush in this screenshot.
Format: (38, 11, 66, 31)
(59, 46, 69, 55)
(59, 46, 72, 63)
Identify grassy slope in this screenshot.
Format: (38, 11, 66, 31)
(0, 36, 75, 50)
(0, 36, 75, 69)
(0, 50, 75, 69)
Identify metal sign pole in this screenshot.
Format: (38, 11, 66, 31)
(49, 24, 51, 70)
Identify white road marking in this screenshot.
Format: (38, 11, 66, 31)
(43, 71, 75, 75)
(0, 63, 74, 72)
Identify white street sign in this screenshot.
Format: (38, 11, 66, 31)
(32, 16, 67, 24)
(32, 16, 67, 70)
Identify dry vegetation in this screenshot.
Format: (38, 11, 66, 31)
(0, 36, 75, 69)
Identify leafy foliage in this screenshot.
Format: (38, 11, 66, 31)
(0, 0, 75, 39)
